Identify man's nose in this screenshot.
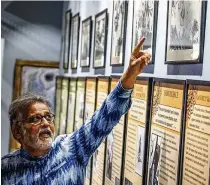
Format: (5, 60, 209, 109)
(40, 117, 50, 126)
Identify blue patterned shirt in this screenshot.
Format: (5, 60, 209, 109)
(2, 81, 132, 185)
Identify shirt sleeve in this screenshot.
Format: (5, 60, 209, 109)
(71, 80, 132, 165)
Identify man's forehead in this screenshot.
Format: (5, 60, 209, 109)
(27, 102, 50, 115)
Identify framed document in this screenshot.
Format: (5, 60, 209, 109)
(59, 77, 70, 135)
(132, 0, 158, 64)
(71, 13, 80, 69)
(123, 78, 152, 185)
(165, 1, 207, 64)
(110, 0, 128, 66)
(54, 76, 63, 136)
(93, 9, 108, 68)
(63, 10, 72, 71)
(146, 78, 186, 185)
(181, 80, 210, 185)
(84, 77, 97, 185)
(66, 78, 77, 134)
(80, 16, 92, 67)
(104, 76, 126, 185)
(91, 77, 110, 185)
(74, 78, 86, 131)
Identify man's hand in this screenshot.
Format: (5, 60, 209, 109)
(121, 37, 151, 89)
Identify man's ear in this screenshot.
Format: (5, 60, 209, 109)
(11, 123, 23, 143)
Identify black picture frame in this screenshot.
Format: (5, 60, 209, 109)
(80, 16, 92, 68)
(165, 1, 207, 64)
(110, 0, 128, 66)
(63, 10, 72, 71)
(93, 9, 108, 68)
(71, 13, 80, 69)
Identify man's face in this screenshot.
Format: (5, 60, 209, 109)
(20, 102, 55, 151)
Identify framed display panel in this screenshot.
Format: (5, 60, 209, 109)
(91, 77, 110, 185)
(80, 16, 92, 67)
(104, 76, 127, 185)
(181, 80, 210, 185)
(73, 77, 86, 131)
(63, 10, 72, 71)
(165, 1, 207, 64)
(59, 77, 70, 135)
(123, 78, 152, 185)
(10, 59, 59, 151)
(55, 76, 63, 136)
(132, 0, 158, 65)
(66, 78, 77, 134)
(71, 13, 80, 69)
(84, 77, 98, 185)
(110, 0, 128, 66)
(146, 78, 186, 185)
(93, 9, 108, 68)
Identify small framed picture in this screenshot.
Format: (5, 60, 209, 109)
(165, 1, 207, 64)
(110, 0, 128, 66)
(71, 13, 80, 69)
(63, 10, 72, 70)
(93, 9, 108, 68)
(132, 1, 158, 64)
(80, 16, 92, 67)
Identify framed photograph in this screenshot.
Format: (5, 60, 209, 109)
(93, 9, 108, 68)
(71, 13, 80, 69)
(165, 1, 207, 64)
(80, 16, 92, 67)
(63, 10, 72, 71)
(110, 0, 128, 66)
(132, 0, 158, 64)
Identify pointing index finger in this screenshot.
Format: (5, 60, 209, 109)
(133, 37, 145, 53)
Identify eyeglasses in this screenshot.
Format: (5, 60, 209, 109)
(24, 113, 55, 125)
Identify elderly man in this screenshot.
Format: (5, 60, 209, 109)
(1, 38, 151, 185)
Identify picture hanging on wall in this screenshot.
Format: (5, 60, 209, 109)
(132, 0, 158, 64)
(80, 16, 92, 67)
(93, 9, 108, 68)
(165, 1, 207, 64)
(63, 10, 72, 71)
(71, 13, 80, 69)
(110, 0, 128, 66)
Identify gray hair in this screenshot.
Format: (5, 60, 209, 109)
(9, 93, 51, 127)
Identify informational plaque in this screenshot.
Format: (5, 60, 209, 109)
(66, 78, 77, 134)
(104, 77, 126, 185)
(74, 78, 86, 131)
(55, 76, 62, 136)
(84, 78, 97, 185)
(92, 77, 110, 185)
(182, 81, 210, 185)
(123, 79, 150, 185)
(147, 79, 185, 185)
(59, 77, 70, 135)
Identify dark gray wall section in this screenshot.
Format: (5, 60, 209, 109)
(1, 1, 63, 156)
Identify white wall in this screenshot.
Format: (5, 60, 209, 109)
(62, 0, 210, 81)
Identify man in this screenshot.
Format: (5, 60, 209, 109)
(1, 38, 151, 185)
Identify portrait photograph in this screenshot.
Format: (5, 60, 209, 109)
(93, 9, 108, 68)
(110, 0, 128, 66)
(135, 126, 145, 176)
(71, 13, 80, 69)
(166, 1, 206, 63)
(106, 130, 114, 180)
(81, 17, 92, 67)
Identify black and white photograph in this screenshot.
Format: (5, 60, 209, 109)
(71, 13, 80, 69)
(93, 9, 108, 68)
(80, 17, 92, 67)
(110, 0, 128, 66)
(125, 178, 133, 185)
(115, 177, 120, 185)
(135, 126, 145, 176)
(106, 130, 114, 180)
(148, 134, 162, 185)
(166, 1, 205, 63)
(132, 1, 156, 56)
(63, 10, 72, 70)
